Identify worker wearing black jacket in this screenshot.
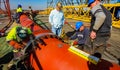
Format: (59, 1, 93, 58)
(88, 0, 112, 54)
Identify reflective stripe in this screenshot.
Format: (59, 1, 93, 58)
(68, 46, 100, 65)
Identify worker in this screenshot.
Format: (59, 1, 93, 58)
(49, 2, 64, 36)
(28, 6, 34, 20)
(6, 26, 32, 50)
(28, 6, 33, 14)
(5, 26, 33, 69)
(70, 21, 89, 50)
(88, 0, 112, 54)
(16, 4, 23, 13)
(15, 4, 23, 23)
(116, 8, 120, 19)
(0, 26, 32, 69)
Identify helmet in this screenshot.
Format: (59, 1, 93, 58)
(18, 4, 22, 8)
(17, 27, 27, 39)
(88, 0, 95, 7)
(75, 21, 83, 30)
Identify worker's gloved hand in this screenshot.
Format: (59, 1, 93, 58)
(73, 41, 78, 45)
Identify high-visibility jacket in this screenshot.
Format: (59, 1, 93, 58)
(16, 7, 23, 13)
(6, 26, 32, 42)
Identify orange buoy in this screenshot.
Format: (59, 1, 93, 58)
(19, 14, 120, 70)
(29, 32, 120, 70)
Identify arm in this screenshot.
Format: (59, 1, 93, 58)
(6, 27, 17, 41)
(93, 11, 106, 32)
(49, 10, 54, 25)
(70, 32, 77, 40)
(8, 40, 24, 49)
(90, 11, 106, 39)
(62, 14, 65, 25)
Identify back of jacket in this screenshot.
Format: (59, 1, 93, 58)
(90, 5, 112, 34)
(70, 28, 89, 45)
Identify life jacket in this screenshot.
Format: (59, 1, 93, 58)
(90, 5, 112, 34)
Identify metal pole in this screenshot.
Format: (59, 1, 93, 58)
(6, 0, 11, 20)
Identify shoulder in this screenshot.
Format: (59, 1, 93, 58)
(6, 27, 18, 40)
(50, 9, 56, 15)
(91, 3, 103, 14)
(51, 9, 56, 13)
(11, 26, 18, 31)
(84, 28, 89, 32)
(27, 28, 32, 34)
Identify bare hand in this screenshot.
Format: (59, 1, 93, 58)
(90, 31, 96, 39)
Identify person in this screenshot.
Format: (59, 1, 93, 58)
(6, 26, 32, 50)
(15, 4, 23, 23)
(116, 8, 120, 20)
(16, 4, 23, 13)
(0, 26, 32, 69)
(28, 6, 33, 13)
(49, 2, 64, 36)
(88, 0, 112, 54)
(70, 21, 89, 50)
(28, 6, 34, 20)
(6, 26, 32, 60)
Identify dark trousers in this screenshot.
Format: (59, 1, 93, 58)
(86, 33, 110, 54)
(77, 44, 84, 50)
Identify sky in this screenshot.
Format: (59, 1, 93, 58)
(8, 0, 120, 10)
(9, 0, 47, 10)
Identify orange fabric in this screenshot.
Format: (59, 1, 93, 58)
(9, 40, 17, 46)
(14, 43, 22, 49)
(9, 40, 24, 49)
